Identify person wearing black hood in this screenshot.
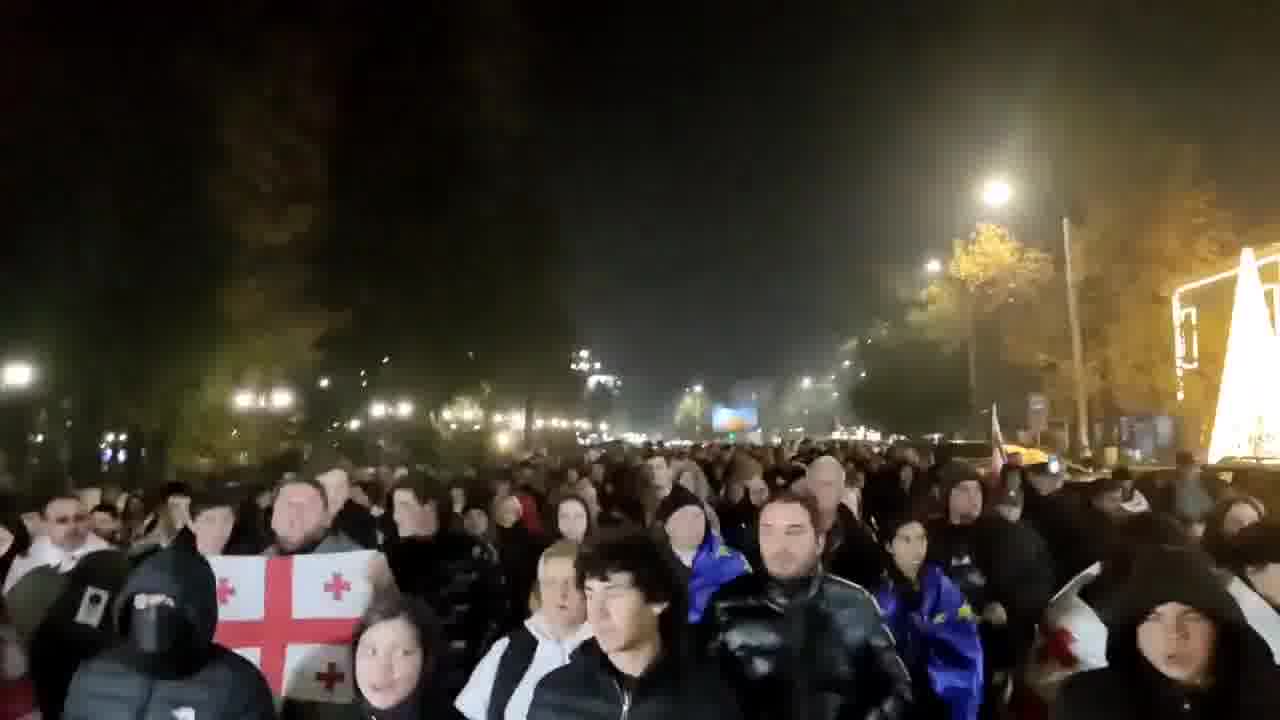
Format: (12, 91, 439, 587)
(386, 473, 507, 699)
(1054, 546, 1280, 720)
(493, 493, 548, 633)
(352, 591, 462, 720)
(62, 542, 275, 720)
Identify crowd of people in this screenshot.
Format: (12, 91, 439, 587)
(1, 440, 1280, 720)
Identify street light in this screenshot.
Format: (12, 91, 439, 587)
(692, 383, 704, 394)
(980, 177, 1013, 209)
(395, 400, 414, 419)
(346, 418, 363, 431)
(801, 376, 813, 389)
(842, 360, 852, 369)
(1, 361, 35, 390)
(370, 401, 389, 419)
(232, 390, 256, 410)
(979, 174, 1090, 455)
(924, 258, 944, 275)
(269, 387, 295, 411)
(317, 376, 331, 389)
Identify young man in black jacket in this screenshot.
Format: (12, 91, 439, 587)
(529, 531, 742, 720)
(701, 491, 913, 720)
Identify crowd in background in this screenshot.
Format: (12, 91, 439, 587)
(1, 439, 1280, 719)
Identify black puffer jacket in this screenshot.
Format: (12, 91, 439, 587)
(700, 570, 913, 720)
(62, 544, 275, 720)
(386, 528, 507, 696)
(528, 639, 742, 720)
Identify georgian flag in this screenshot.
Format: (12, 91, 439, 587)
(208, 551, 380, 703)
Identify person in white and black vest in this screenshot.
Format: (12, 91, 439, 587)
(455, 540, 592, 720)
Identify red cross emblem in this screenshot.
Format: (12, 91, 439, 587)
(212, 556, 361, 696)
(323, 572, 352, 601)
(315, 661, 345, 692)
(216, 577, 236, 606)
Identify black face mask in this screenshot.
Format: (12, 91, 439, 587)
(129, 604, 194, 656)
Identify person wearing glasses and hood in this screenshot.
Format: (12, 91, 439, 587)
(1054, 546, 1280, 720)
(62, 541, 275, 720)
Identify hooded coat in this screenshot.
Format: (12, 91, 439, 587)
(1053, 547, 1280, 720)
(62, 544, 275, 720)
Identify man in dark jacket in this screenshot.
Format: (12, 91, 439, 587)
(386, 473, 507, 698)
(701, 491, 912, 720)
(62, 543, 275, 720)
(797, 455, 884, 590)
(529, 531, 742, 720)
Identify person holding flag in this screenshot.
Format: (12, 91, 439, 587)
(875, 512, 984, 720)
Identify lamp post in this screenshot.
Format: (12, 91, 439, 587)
(979, 176, 1090, 456)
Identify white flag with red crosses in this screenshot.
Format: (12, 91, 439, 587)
(208, 551, 379, 703)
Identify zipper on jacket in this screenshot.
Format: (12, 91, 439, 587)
(614, 678, 632, 720)
(135, 678, 156, 720)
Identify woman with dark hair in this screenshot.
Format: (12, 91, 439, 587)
(875, 513, 984, 720)
(352, 592, 457, 720)
(554, 495, 593, 544)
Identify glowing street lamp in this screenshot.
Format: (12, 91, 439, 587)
(801, 376, 814, 389)
(1, 361, 35, 390)
(980, 177, 1013, 209)
(691, 383, 704, 394)
(269, 387, 295, 411)
(346, 418, 363, 431)
(232, 390, 256, 411)
(370, 401, 389, 419)
(924, 258, 944, 275)
(317, 376, 331, 389)
(395, 400, 414, 419)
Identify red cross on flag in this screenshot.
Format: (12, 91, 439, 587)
(208, 551, 379, 703)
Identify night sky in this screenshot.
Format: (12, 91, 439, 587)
(532, 4, 1280, 425)
(5, 3, 1280, 433)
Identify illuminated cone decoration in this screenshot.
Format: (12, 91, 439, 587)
(1207, 248, 1280, 461)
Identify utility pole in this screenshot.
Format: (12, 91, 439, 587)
(1062, 216, 1091, 457)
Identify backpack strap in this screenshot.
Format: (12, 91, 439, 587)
(488, 625, 539, 720)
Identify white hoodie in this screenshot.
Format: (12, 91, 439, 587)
(455, 614, 592, 720)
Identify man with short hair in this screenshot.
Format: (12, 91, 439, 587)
(4, 494, 111, 593)
(89, 504, 122, 545)
(795, 455, 884, 590)
(385, 473, 506, 697)
(530, 531, 742, 720)
(268, 478, 359, 555)
(310, 452, 379, 549)
(702, 491, 912, 720)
